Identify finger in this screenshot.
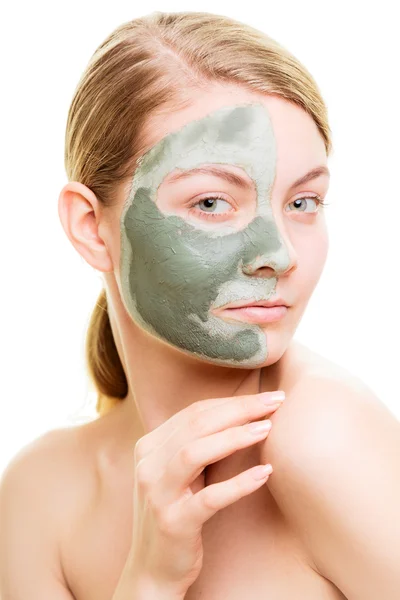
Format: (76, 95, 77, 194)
(177, 463, 273, 531)
(134, 391, 283, 460)
(154, 418, 273, 505)
(138, 392, 280, 485)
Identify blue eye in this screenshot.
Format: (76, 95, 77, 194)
(188, 194, 328, 222)
(189, 194, 234, 220)
(286, 196, 324, 213)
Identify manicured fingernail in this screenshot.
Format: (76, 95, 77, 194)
(252, 464, 273, 480)
(262, 391, 285, 404)
(248, 419, 272, 434)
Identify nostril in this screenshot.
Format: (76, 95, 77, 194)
(253, 266, 275, 278)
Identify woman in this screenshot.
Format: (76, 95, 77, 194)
(1, 10, 399, 600)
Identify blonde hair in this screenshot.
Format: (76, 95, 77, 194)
(64, 10, 333, 418)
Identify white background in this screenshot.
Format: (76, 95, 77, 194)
(1, 1, 399, 475)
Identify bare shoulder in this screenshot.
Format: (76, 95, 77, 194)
(263, 338, 396, 505)
(271, 339, 391, 441)
(280, 339, 374, 389)
(278, 339, 391, 411)
(0, 424, 100, 598)
(263, 343, 400, 598)
(0, 422, 99, 531)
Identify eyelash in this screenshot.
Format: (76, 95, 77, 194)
(188, 194, 329, 220)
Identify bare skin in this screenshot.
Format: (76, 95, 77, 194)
(51, 340, 348, 600)
(2, 85, 355, 599)
(59, 85, 332, 441)
(55, 85, 345, 598)
(2, 79, 398, 599)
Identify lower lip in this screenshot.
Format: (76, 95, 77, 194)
(217, 306, 288, 324)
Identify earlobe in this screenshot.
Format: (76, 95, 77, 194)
(57, 181, 114, 273)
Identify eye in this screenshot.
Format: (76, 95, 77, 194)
(285, 195, 325, 214)
(188, 194, 235, 220)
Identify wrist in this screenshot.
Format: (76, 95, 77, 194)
(132, 574, 186, 600)
(116, 552, 187, 600)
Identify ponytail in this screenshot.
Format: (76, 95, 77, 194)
(85, 288, 128, 416)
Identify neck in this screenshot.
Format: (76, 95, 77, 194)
(103, 275, 285, 450)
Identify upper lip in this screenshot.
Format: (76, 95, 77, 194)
(215, 297, 289, 311)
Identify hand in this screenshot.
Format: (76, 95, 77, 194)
(125, 389, 285, 597)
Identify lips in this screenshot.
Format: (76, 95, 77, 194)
(215, 297, 289, 311)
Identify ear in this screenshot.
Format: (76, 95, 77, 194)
(58, 181, 113, 272)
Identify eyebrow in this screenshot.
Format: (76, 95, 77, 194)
(164, 164, 330, 190)
(288, 165, 330, 190)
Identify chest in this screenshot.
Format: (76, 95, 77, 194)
(183, 485, 347, 599)
(62, 479, 347, 600)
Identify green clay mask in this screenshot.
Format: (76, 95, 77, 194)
(120, 103, 291, 367)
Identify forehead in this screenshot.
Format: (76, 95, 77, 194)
(133, 103, 277, 197)
(141, 91, 326, 161)
(132, 95, 327, 197)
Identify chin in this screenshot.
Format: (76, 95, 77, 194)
(196, 336, 292, 371)
(259, 329, 294, 367)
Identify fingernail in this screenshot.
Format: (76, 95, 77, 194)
(262, 391, 285, 404)
(252, 464, 273, 480)
(248, 419, 272, 434)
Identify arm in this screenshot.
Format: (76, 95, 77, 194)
(264, 375, 400, 600)
(0, 433, 76, 599)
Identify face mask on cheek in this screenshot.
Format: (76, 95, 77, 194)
(119, 103, 291, 367)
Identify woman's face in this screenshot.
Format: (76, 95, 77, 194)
(109, 85, 330, 368)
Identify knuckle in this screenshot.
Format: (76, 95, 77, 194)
(201, 488, 218, 511)
(187, 412, 207, 436)
(156, 505, 177, 535)
(241, 396, 255, 421)
(179, 443, 198, 467)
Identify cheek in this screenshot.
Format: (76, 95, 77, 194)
(296, 226, 329, 287)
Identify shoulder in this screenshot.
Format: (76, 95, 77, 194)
(263, 340, 396, 486)
(267, 341, 395, 456)
(0, 424, 102, 597)
(261, 343, 400, 598)
(1, 422, 98, 510)
(0, 423, 99, 556)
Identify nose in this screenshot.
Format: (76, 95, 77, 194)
(242, 245, 294, 277)
(240, 217, 296, 278)
(249, 265, 275, 278)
